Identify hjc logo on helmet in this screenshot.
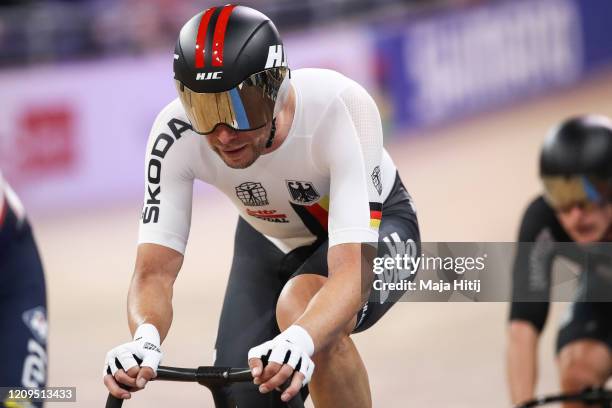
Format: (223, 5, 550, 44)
(196, 71, 223, 80)
(265, 45, 287, 69)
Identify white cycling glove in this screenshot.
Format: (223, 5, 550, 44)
(104, 323, 163, 377)
(248, 325, 316, 386)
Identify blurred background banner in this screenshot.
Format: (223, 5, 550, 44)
(2, 1, 612, 406)
(1, 0, 612, 214)
(0, 55, 176, 213)
(374, 0, 612, 130)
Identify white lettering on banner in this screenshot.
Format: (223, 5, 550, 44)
(376, 233, 418, 303)
(373, 279, 481, 293)
(404, 0, 582, 124)
(265, 45, 287, 69)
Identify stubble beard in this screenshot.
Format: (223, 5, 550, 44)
(218, 134, 266, 169)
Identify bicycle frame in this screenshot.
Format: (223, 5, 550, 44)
(105, 365, 305, 408)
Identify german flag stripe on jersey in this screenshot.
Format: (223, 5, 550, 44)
(370, 202, 382, 229)
(290, 196, 329, 240)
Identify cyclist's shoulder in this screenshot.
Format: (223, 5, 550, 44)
(145, 98, 207, 177)
(292, 68, 351, 86)
(150, 98, 191, 133)
(147, 98, 199, 150)
(0, 170, 4, 201)
(0, 172, 26, 227)
(292, 68, 373, 108)
(292, 69, 379, 142)
(523, 195, 555, 220)
(519, 195, 568, 241)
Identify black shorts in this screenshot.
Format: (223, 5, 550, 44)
(0, 206, 47, 407)
(556, 302, 612, 354)
(211, 172, 419, 408)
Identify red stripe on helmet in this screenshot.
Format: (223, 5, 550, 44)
(195, 7, 216, 68)
(211, 4, 237, 67)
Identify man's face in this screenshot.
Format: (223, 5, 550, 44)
(205, 123, 270, 169)
(556, 203, 612, 242)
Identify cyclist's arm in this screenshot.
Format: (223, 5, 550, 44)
(507, 198, 555, 404)
(507, 319, 540, 404)
(294, 242, 372, 348)
(128, 243, 184, 341)
(507, 299, 549, 404)
(299, 80, 383, 350)
(105, 109, 197, 398)
(133, 113, 197, 338)
(104, 244, 183, 398)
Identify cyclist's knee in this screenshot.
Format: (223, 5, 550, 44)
(276, 274, 326, 331)
(558, 341, 611, 391)
(560, 363, 600, 392)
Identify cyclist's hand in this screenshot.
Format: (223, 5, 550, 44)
(103, 324, 162, 399)
(248, 325, 315, 402)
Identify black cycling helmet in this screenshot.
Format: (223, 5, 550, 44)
(173, 5, 290, 136)
(540, 115, 612, 211)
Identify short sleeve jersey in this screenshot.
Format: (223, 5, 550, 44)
(138, 69, 397, 254)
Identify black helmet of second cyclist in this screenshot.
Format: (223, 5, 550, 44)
(173, 5, 290, 135)
(540, 114, 612, 211)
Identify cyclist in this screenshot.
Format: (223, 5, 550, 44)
(507, 115, 612, 408)
(103, 5, 419, 407)
(0, 171, 48, 407)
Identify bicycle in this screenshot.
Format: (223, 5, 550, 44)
(105, 364, 305, 408)
(515, 387, 612, 407)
